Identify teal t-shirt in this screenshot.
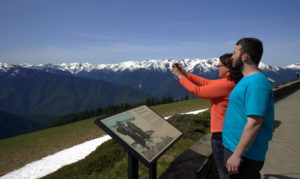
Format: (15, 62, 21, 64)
(223, 72, 274, 161)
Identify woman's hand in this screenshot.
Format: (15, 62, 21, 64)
(171, 64, 184, 78)
(177, 63, 188, 77)
(171, 63, 187, 78)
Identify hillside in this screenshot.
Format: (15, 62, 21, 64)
(0, 110, 42, 140)
(0, 67, 151, 116)
(0, 98, 209, 176)
(43, 111, 211, 179)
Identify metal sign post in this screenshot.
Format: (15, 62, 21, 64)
(128, 153, 138, 179)
(128, 152, 157, 179)
(148, 161, 157, 179)
(95, 105, 182, 179)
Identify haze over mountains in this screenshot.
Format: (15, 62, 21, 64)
(0, 58, 299, 139)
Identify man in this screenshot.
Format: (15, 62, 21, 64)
(222, 38, 274, 179)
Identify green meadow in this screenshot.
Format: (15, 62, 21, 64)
(0, 98, 210, 177)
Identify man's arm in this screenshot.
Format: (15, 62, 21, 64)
(226, 115, 263, 174)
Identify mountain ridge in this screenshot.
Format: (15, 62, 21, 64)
(2, 58, 298, 74)
(0, 110, 42, 140)
(0, 67, 151, 116)
(1, 59, 299, 112)
(0, 59, 299, 140)
(1, 59, 299, 99)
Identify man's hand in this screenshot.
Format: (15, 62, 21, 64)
(226, 115, 263, 174)
(226, 153, 242, 174)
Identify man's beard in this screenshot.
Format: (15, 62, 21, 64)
(232, 57, 244, 71)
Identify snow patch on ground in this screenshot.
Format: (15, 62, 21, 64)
(1, 109, 208, 179)
(1, 136, 111, 179)
(164, 108, 208, 119)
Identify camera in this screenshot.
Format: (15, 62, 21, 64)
(172, 63, 180, 68)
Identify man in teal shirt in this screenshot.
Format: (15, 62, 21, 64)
(223, 38, 274, 179)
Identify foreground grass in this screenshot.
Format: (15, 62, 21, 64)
(0, 98, 209, 176)
(150, 98, 209, 117)
(43, 111, 210, 179)
(0, 117, 105, 176)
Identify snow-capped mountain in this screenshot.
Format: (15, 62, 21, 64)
(2, 58, 293, 74)
(1, 58, 299, 117)
(2, 58, 288, 74)
(285, 62, 300, 70)
(1, 59, 299, 98)
(0, 62, 13, 72)
(7, 58, 219, 74)
(258, 63, 281, 71)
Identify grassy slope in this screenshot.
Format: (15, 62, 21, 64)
(0, 117, 105, 176)
(0, 98, 209, 176)
(43, 111, 211, 179)
(151, 98, 210, 117)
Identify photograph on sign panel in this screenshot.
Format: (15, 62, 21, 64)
(101, 105, 181, 162)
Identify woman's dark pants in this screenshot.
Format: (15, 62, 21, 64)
(211, 132, 229, 179)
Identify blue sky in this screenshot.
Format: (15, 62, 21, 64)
(0, 0, 299, 66)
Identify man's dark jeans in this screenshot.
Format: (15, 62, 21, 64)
(224, 147, 264, 179)
(211, 133, 228, 179)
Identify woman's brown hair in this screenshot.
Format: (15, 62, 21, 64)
(219, 53, 243, 84)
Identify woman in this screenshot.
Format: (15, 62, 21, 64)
(171, 53, 242, 179)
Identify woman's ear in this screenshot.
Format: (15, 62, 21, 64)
(225, 71, 230, 77)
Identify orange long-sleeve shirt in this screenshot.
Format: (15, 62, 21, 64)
(179, 73, 236, 133)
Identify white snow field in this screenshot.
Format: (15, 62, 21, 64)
(1, 109, 208, 179)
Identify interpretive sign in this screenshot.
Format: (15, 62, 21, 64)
(95, 105, 182, 166)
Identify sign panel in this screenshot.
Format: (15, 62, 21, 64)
(95, 105, 182, 164)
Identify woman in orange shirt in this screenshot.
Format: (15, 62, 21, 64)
(171, 53, 242, 179)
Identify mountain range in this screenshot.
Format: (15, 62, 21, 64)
(2, 59, 299, 97)
(2, 59, 300, 99)
(0, 58, 299, 139)
(0, 66, 151, 116)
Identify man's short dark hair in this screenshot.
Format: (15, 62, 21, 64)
(236, 38, 263, 65)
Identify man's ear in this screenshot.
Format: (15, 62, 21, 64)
(241, 53, 250, 62)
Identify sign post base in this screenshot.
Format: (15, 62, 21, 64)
(148, 161, 157, 179)
(128, 153, 138, 179)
